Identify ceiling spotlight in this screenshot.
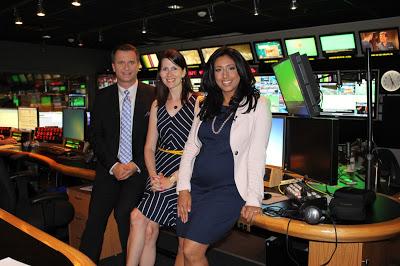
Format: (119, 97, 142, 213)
(141, 19, 147, 34)
(167, 4, 183, 10)
(208, 4, 215, 23)
(71, 0, 81, 7)
(42, 34, 51, 39)
(290, 0, 298, 10)
(14, 8, 23, 25)
(253, 0, 259, 16)
(197, 10, 207, 17)
(37, 0, 45, 16)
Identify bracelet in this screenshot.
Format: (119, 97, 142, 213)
(169, 173, 178, 185)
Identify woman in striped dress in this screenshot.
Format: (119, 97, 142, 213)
(126, 49, 196, 266)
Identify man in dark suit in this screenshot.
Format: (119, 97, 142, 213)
(80, 43, 155, 264)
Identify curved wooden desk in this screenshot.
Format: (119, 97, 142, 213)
(0, 209, 95, 266)
(254, 194, 400, 265)
(0, 147, 95, 181)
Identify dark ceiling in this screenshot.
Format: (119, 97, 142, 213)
(1, 0, 399, 50)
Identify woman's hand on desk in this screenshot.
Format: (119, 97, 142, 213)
(177, 190, 191, 223)
(241, 205, 262, 224)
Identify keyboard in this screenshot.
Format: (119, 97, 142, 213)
(284, 180, 323, 204)
(37, 143, 70, 155)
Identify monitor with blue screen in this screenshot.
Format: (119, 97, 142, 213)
(266, 117, 285, 168)
(39, 111, 63, 128)
(255, 75, 287, 114)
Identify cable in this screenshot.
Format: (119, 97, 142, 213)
(320, 214, 338, 266)
(285, 219, 300, 266)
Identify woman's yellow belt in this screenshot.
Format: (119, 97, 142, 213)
(158, 147, 184, 156)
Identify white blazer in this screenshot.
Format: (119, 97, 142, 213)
(177, 96, 272, 207)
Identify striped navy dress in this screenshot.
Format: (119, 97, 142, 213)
(137, 95, 196, 227)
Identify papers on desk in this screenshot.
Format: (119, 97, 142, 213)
(80, 185, 93, 191)
(0, 257, 30, 266)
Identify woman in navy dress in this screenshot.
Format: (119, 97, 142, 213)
(126, 49, 195, 266)
(176, 47, 272, 265)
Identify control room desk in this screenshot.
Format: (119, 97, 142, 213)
(0, 145, 95, 181)
(0, 208, 94, 266)
(253, 194, 400, 266)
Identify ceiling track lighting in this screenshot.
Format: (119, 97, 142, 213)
(37, 0, 45, 16)
(71, 0, 81, 7)
(253, 0, 259, 16)
(208, 4, 215, 23)
(77, 34, 83, 46)
(290, 0, 298, 10)
(14, 8, 23, 25)
(141, 19, 147, 34)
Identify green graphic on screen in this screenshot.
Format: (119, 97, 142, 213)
(273, 59, 304, 102)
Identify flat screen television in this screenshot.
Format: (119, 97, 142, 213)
(0, 108, 18, 128)
(254, 75, 287, 114)
(266, 116, 285, 167)
(272, 53, 321, 117)
(359, 28, 400, 54)
(40, 96, 52, 107)
(18, 107, 38, 131)
(140, 53, 159, 69)
(319, 32, 356, 56)
(200, 46, 220, 63)
(285, 116, 339, 185)
(62, 109, 85, 141)
(39, 111, 63, 128)
(254, 40, 284, 61)
(68, 94, 86, 108)
(318, 71, 378, 118)
(179, 49, 202, 66)
(284, 36, 318, 57)
(227, 43, 254, 62)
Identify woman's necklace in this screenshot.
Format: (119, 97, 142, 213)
(211, 112, 234, 135)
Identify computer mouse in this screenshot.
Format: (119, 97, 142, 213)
(264, 192, 272, 200)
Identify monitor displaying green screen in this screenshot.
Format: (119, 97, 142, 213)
(254, 40, 284, 60)
(63, 108, 85, 141)
(68, 94, 86, 108)
(285, 37, 318, 57)
(141, 54, 159, 68)
(320, 33, 356, 55)
(179, 49, 202, 65)
(40, 96, 52, 106)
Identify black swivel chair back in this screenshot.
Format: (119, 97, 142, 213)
(0, 157, 74, 237)
(375, 148, 400, 195)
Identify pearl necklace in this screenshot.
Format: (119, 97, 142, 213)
(211, 112, 234, 135)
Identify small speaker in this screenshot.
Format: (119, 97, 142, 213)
(264, 165, 283, 187)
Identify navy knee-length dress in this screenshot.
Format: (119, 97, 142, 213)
(176, 106, 245, 244)
(137, 95, 196, 227)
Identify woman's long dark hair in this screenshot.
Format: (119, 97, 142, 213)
(156, 49, 193, 107)
(199, 46, 259, 120)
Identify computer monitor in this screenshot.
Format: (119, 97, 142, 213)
(318, 71, 378, 118)
(359, 28, 400, 54)
(140, 53, 159, 69)
(285, 117, 339, 185)
(39, 111, 63, 128)
(62, 109, 85, 141)
(190, 78, 202, 92)
(179, 49, 202, 66)
(266, 117, 285, 167)
(255, 75, 287, 114)
(40, 96, 52, 107)
(254, 40, 284, 61)
(0, 108, 18, 128)
(272, 53, 321, 117)
(284, 36, 318, 57)
(227, 43, 254, 62)
(319, 32, 357, 57)
(68, 94, 86, 108)
(18, 107, 38, 131)
(200, 46, 220, 63)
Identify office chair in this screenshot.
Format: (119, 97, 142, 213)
(0, 157, 74, 239)
(374, 148, 400, 195)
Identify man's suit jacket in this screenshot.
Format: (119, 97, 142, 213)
(91, 82, 155, 179)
